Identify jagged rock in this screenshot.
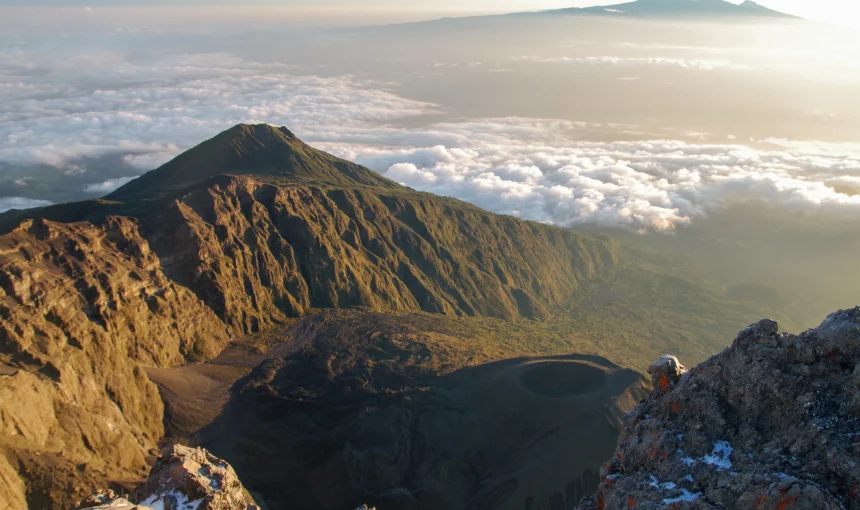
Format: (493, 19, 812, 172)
(78, 490, 153, 509)
(578, 307, 860, 509)
(134, 445, 258, 510)
(647, 354, 686, 395)
(0, 218, 229, 509)
(77, 454, 379, 510)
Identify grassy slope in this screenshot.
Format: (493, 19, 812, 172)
(267, 244, 800, 376)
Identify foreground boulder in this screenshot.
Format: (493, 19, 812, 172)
(578, 307, 860, 509)
(78, 491, 152, 509)
(134, 445, 259, 510)
(77, 445, 377, 510)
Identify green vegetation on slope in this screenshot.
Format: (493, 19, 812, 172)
(230, 241, 800, 377)
(142, 173, 618, 333)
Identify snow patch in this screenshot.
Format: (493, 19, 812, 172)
(141, 490, 203, 510)
(649, 474, 677, 491)
(702, 441, 733, 470)
(197, 467, 221, 490)
(663, 489, 702, 504)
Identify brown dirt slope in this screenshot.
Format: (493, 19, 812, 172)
(107, 124, 400, 202)
(198, 311, 648, 510)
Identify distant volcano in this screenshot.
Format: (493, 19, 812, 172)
(543, 0, 797, 19)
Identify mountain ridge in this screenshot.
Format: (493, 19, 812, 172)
(0, 124, 807, 509)
(568, 0, 798, 19)
(377, 0, 798, 29)
(0, 124, 623, 507)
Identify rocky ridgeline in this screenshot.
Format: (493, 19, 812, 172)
(78, 445, 375, 510)
(0, 218, 229, 509)
(578, 307, 860, 509)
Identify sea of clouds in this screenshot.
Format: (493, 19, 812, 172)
(1, 47, 859, 230)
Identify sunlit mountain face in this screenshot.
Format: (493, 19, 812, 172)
(1, 2, 859, 320)
(2, 2, 860, 509)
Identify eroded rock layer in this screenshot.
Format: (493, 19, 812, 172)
(0, 218, 229, 509)
(144, 174, 616, 334)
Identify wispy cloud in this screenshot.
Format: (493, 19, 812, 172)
(327, 121, 860, 231)
(513, 55, 751, 71)
(83, 176, 136, 194)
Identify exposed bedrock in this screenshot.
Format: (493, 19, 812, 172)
(0, 218, 229, 509)
(578, 307, 860, 509)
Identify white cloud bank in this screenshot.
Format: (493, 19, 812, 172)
(1, 48, 859, 230)
(325, 122, 860, 231)
(0, 197, 53, 213)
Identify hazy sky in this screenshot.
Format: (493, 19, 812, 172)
(2, 0, 859, 26)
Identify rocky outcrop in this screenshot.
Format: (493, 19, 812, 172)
(0, 218, 229, 509)
(134, 445, 258, 510)
(77, 446, 378, 510)
(78, 491, 152, 509)
(578, 307, 860, 509)
(76, 446, 255, 510)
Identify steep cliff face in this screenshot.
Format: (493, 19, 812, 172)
(0, 217, 229, 509)
(578, 307, 860, 509)
(145, 174, 616, 333)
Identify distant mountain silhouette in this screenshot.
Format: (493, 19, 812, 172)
(537, 0, 797, 20)
(370, 0, 798, 33)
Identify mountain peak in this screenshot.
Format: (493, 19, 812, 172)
(570, 0, 797, 19)
(107, 124, 399, 202)
(224, 123, 297, 141)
